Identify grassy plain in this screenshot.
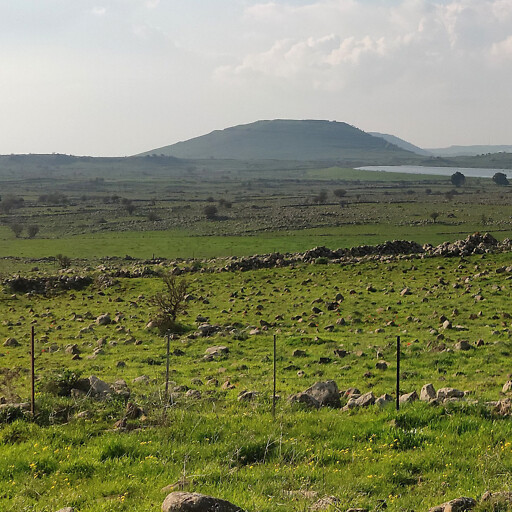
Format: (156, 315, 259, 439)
(2, 156, 512, 511)
(2, 159, 512, 267)
(1, 253, 512, 511)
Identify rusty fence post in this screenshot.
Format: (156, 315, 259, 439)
(272, 334, 277, 419)
(396, 335, 401, 411)
(165, 332, 170, 403)
(31, 326, 35, 416)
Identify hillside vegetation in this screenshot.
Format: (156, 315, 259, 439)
(140, 120, 420, 163)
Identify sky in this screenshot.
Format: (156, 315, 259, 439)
(1, 0, 512, 156)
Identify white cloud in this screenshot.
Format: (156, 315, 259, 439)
(1, 0, 512, 154)
(91, 6, 107, 16)
(217, 0, 512, 86)
(491, 35, 512, 59)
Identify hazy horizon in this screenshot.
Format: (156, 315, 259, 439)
(2, 0, 512, 157)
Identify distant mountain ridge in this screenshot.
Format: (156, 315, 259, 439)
(369, 132, 432, 156)
(140, 119, 418, 162)
(425, 145, 512, 157)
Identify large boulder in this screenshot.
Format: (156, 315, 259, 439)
(420, 383, 437, 402)
(303, 380, 341, 408)
(481, 491, 512, 508)
(162, 492, 244, 512)
(96, 314, 112, 326)
(88, 375, 113, 399)
(205, 345, 229, 357)
(428, 497, 476, 512)
(437, 388, 464, 401)
(400, 391, 418, 404)
(375, 394, 393, 408)
(344, 392, 376, 410)
(289, 392, 320, 409)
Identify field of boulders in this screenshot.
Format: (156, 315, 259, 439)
(2, 237, 512, 511)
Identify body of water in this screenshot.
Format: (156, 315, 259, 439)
(357, 165, 510, 179)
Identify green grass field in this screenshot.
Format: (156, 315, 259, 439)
(2, 223, 512, 263)
(2, 158, 512, 510)
(2, 252, 512, 511)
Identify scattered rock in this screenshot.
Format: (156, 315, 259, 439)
(125, 402, 145, 419)
(88, 375, 112, 399)
(375, 394, 393, 407)
(493, 398, 512, 416)
(96, 314, 111, 326)
(289, 392, 320, 409)
(3, 337, 20, 347)
(375, 360, 388, 370)
(400, 391, 418, 404)
(197, 324, 220, 337)
(161, 492, 244, 512)
(205, 345, 229, 357)
(481, 491, 512, 507)
(303, 380, 341, 408)
(420, 383, 437, 402)
(454, 340, 472, 351)
(345, 392, 376, 410)
(428, 496, 476, 512)
(310, 496, 341, 511)
(502, 381, 512, 393)
(238, 390, 259, 402)
(437, 388, 465, 401)
(132, 375, 150, 385)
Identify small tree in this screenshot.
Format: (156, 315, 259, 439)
(125, 202, 136, 215)
(218, 199, 232, 209)
(204, 205, 218, 219)
(450, 171, 466, 187)
(313, 190, 328, 204)
(333, 188, 347, 198)
(27, 225, 40, 238)
(0, 195, 24, 214)
(10, 223, 23, 238)
(430, 212, 439, 223)
(150, 273, 188, 333)
(55, 254, 71, 269)
(493, 172, 509, 186)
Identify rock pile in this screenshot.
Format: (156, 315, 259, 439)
(425, 232, 501, 257)
(287, 380, 478, 411)
(219, 233, 509, 272)
(3, 274, 92, 294)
